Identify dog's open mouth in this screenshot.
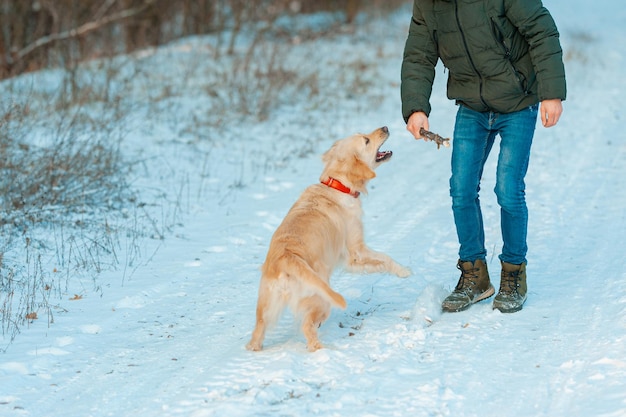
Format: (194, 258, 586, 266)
(376, 150, 392, 162)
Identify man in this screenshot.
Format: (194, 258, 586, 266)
(401, 0, 566, 313)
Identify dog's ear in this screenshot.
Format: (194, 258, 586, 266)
(322, 141, 339, 164)
(347, 155, 375, 191)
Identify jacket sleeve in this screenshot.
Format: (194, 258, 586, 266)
(401, 1, 439, 123)
(505, 0, 566, 101)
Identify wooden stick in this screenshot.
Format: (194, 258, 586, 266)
(419, 128, 451, 149)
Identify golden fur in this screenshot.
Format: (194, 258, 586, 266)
(246, 126, 410, 352)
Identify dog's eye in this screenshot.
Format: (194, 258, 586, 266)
(364, 137, 370, 145)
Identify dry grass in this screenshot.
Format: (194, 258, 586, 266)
(0, 91, 143, 346)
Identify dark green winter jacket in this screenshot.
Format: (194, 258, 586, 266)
(401, 0, 567, 121)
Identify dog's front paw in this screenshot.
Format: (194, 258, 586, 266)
(395, 265, 412, 278)
(246, 340, 263, 351)
(307, 340, 323, 352)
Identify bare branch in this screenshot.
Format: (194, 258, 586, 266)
(420, 128, 451, 149)
(13, 0, 156, 63)
(93, 0, 119, 21)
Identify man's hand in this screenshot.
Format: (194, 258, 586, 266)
(406, 111, 430, 140)
(540, 99, 563, 128)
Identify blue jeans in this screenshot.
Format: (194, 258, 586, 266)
(450, 104, 538, 265)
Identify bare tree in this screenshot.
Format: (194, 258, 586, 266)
(13, 0, 156, 64)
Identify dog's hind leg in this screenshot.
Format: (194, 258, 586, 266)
(299, 296, 331, 352)
(246, 278, 285, 351)
(246, 303, 268, 351)
(246, 308, 268, 351)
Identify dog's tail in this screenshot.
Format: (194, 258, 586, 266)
(268, 254, 347, 309)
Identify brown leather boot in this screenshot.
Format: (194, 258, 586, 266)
(493, 261, 527, 313)
(442, 259, 495, 312)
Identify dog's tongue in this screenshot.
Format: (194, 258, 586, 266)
(376, 150, 392, 162)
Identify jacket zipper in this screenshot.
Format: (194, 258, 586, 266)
(453, 0, 489, 109)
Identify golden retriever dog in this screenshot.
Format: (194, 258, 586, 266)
(246, 126, 411, 352)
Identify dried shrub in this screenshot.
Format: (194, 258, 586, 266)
(0, 96, 140, 347)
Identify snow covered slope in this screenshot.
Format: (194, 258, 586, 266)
(1, 1, 624, 416)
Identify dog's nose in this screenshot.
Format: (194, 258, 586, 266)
(382, 126, 388, 133)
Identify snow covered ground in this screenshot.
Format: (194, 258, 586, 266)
(1, 1, 625, 416)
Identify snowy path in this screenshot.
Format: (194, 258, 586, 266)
(2, 1, 625, 416)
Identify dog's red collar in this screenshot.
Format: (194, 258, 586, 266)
(321, 177, 360, 198)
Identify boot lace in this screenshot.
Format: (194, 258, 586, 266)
(455, 263, 479, 293)
(500, 270, 521, 295)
